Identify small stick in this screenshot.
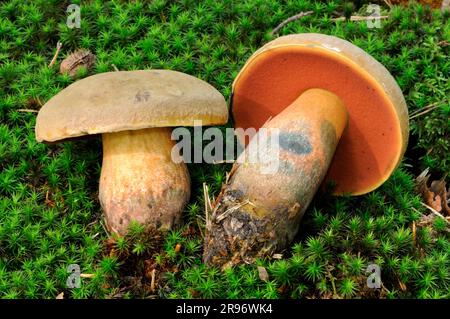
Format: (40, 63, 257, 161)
(205, 184, 213, 216)
(150, 269, 156, 292)
(207, 193, 213, 213)
(17, 109, 38, 113)
(331, 15, 389, 22)
(197, 218, 206, 239)
(412, 221, 416, 246)
(48, 41, 62, 68)
(226, 163, 239, 184)
(409, 101, 447, 119)
(203, 182, 210, 222)
(420, 202, 450, 224)
(411, 207, 426, 217)
(100, 219, 111, 237)
(216, 199, 250, 222)
(212, 159, 235, 164)
(112, 64, 119, 72)
(270, 11, 314, 36)
(409, 102, 442, 116)
(325, 266, 338, 297)
(409, 105, 443, 119)
(383, 0, 393, 9)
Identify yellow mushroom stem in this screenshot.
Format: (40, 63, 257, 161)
(204, 89, 348, 268)
(99, 127, 190, 236)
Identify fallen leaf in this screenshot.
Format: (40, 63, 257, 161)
(60, 49, 96, 78)
(429, 180, 450, 215)
(257, 266, 269, 282)
(56, 292, 64, 299)
(277, 284, 287, 294)
(416, 169, 449, 216)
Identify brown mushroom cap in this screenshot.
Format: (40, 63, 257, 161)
(232, 33, 409, 195)
(36, 70, 228, 142)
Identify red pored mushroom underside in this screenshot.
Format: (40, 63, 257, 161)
(232, 34, 409, 195)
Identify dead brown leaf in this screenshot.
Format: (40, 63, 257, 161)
(416, 169, 449, 216)
(60, 49, 96, 78)
(257, 266, 269, 282)
(398, 279, 407, 291)
(429, 180, 450, 215)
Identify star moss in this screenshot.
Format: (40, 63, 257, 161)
(0, 0, 448, 299)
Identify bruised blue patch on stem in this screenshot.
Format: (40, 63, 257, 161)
(278, 132, 312, 155)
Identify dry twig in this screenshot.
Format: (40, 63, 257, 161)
(331, 15, 389, 22)
(270, 11, 314, 36)
(17, 109, 38, 113)
(409, 101, 447, 119)
(383, 0, 393, 9)
(150, 269, 156, 292)
(48, 41, 62, 68)
(203, 182, 213, 223)
(420, 202, 450, 224)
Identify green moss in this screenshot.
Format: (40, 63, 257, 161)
(0, 0, 449, 299)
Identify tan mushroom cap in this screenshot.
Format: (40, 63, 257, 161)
(36, 70, 228, 142)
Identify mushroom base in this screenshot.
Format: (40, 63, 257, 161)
(204, 89, 348, 268)
(99, 128, 190, 236)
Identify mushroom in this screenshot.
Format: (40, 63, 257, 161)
(36, 70, 227, 235)
(203, 33, 409, 268)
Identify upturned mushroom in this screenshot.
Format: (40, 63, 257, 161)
(203, 33, 409, 268)
(36, 70, 227, 235)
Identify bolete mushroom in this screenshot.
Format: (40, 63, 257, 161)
(203, 33, 409, 268)
(35, 70, 227, 235)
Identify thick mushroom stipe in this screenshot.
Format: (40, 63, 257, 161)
(99, 128, 190, 236)
(204, 89, 348, 268)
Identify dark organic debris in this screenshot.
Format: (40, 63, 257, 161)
(60, 49, 96, 78)
(416, 168, 450, 216)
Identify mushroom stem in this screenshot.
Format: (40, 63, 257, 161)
(204, 89, 348, 268)
(99, 127, 190, 235)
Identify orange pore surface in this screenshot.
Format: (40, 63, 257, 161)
(232, 46, 402, 195)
